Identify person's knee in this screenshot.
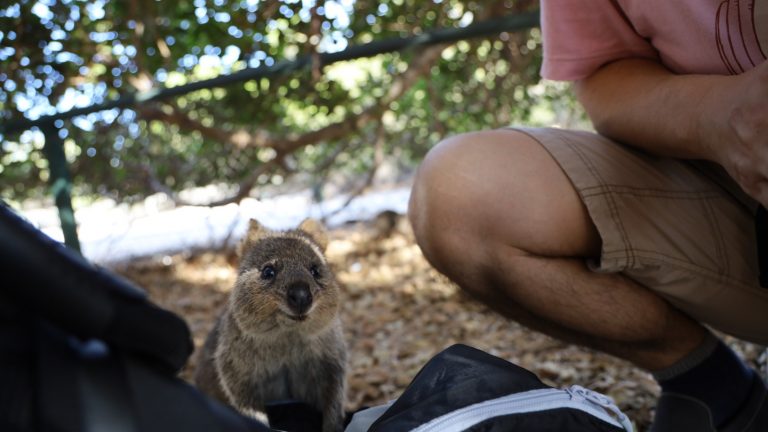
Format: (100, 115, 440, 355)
(408, 130, 527, 272)
(409, 132, 469, 246)
(408, 128, 601, 271)
(410, 133, 479, 260)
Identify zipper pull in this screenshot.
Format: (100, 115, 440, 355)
(566, 386, 634, 431)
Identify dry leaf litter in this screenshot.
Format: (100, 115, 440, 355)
(113, 212, 766, 432)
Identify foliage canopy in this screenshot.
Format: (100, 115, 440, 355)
(0, 0, 581, 206)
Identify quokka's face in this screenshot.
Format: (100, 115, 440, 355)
(231, 234, 340, 334)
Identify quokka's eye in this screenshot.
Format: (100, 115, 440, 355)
(309, 264, 321, 279)
(261, 265, 276, 280)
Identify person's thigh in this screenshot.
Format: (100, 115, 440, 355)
(516, 127, 768, 344)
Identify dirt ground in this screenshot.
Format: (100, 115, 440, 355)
(113, 212, 766, 432)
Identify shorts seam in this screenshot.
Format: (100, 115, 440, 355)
(618, 248, 753, 288)
(557, 132, 635, 268)
(582, 186, 732, 278)
(702, 197, 729, 276)
(580, 185, 723, 200)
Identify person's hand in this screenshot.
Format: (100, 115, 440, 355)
(703, 61, 768, 206)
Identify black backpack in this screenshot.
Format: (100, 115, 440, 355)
(347, 344, 633, 432)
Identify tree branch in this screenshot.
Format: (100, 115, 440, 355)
(321, 120, 386, 222)
(134, 42, 448, 207)
(204, 154, 286, 206)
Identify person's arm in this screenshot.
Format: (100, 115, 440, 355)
(574, 58, 768, 206)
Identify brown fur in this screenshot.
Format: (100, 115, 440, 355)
(194, 218, 347, 432)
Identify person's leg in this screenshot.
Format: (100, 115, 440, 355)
(408, 128, 766, 429)
(408, 129, 707, 370)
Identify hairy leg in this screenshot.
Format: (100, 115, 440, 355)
(408, 129, 707, 371)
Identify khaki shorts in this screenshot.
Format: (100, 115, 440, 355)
(516, 127, 768, 345)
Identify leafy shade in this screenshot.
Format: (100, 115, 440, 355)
(0, 0, 582, 205)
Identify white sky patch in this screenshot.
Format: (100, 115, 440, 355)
(31, 2, 53, 20)
(324, 1, 351, 28)
(85, 1, 106, 20)
(56, 87, 95, 111)
(222, 45, 241, 66)
(198, 54, 223, 70)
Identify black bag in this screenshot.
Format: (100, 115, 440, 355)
(0, 201, 268, 432)
(347, 344, 633, 432)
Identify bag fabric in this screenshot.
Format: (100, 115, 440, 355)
(347, 344, 633, 432)
(0, 201, 192, 373)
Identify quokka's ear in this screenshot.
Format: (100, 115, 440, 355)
(298, 218, 329, 251)
(238, 218, 270, 256)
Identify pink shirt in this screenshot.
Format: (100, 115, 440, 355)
(541, 0, 768, 81)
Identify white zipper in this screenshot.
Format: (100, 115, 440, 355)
(410, 385, 633, 432)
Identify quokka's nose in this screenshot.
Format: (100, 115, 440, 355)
(286, 283, 313, 315)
